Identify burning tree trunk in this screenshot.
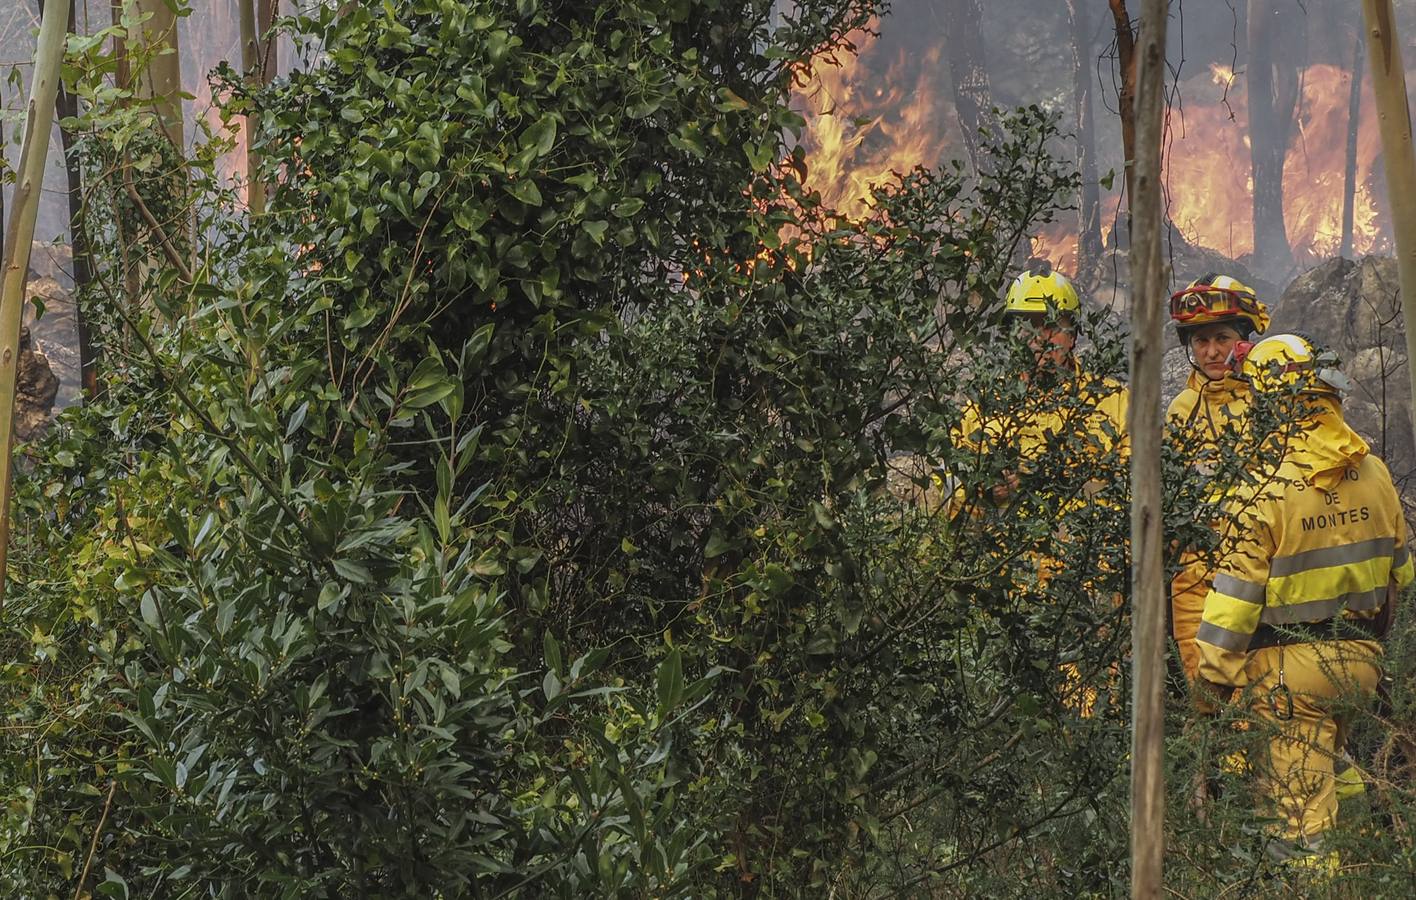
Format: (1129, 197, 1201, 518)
(1342, 31, 1364, 260)
(1246, 0, 1306, 274)
(943, 0, 997, 174)
(1068, 0, 1103, 278)
(1107, 0, 1138, 209)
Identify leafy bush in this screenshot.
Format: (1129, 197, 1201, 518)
(9, 0, 1412, 897)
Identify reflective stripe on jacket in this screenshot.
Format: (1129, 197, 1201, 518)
(1196, 447, 1415, 686)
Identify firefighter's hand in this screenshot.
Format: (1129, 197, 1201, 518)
(989, 470, 1020, 505)
(1198, 678, 1234, 706)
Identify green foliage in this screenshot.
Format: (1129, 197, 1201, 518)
(11, 0, 1414, 897)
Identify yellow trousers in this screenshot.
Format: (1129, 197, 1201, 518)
(1242, 640, 1381, 843)
(1171, 557, 1208, 683)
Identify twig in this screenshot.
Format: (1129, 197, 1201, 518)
(73, 779, 116, 900)
(120, 159, 193, 284)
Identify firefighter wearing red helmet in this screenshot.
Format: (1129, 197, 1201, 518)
(1165, 274, 1271, 691)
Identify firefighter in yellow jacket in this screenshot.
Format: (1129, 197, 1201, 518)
(950, 268, 1129, 715)
(1196, 333, 1414, 866)
(1165, 274, 1270, 688)
(951, 268, 1129, 511)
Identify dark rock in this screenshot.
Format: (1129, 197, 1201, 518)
(16, 328, 58, 443)
(1270, 256, 1414, 487)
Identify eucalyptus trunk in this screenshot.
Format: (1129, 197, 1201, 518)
(1107, 0, 1138, 216)
(1067, 0, 1103, 278)
(1342, 30, 1364, 260)
(1246, 0, 1305, 274)
(0, 0, 68, 601)
(132, 0, 185, 149)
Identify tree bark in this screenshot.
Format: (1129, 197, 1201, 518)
(1108, 0, 1138, 211)
(1361, 0, 1416, 458)
(1342, 30, 1364, 260)
(943, 0, 998, 174)
(1246, 0, 1306, 273)
(1068, 0, 1103, 278)
(38, 0, 97, 397)
(131, 0, 185, 150)
(0, 0, 68, 602)
(239, 0, 265, 215)
(1129, 0, 1170, 893)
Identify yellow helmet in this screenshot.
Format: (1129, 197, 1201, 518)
(1005, 268, 1079, 316)
(1169, 273, 1270, 338)
(1233, 333, 1353, 397)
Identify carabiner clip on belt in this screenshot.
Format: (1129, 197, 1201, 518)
(1269, 650, 1294, 721)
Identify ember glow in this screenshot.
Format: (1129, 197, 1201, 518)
(794, 23, 1389, 273)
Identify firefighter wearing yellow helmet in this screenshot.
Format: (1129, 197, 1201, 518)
(953, 267, 1126, 508)
(1196, 334, 1411, 868)
(1165, 274, 1271, 692)
(949, 267, 1128, 716)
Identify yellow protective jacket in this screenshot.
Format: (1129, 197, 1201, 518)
(952, 366, 1130, 494)
(1165, 370, 1250, 465)
(1166, 370, 1252, 681)
(1196, 402, 1415, 686)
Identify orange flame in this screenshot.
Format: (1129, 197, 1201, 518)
(795, 20, 1390, 273)
(793, 20, 947, 218)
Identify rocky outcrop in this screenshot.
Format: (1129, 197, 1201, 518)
(16, 328, 58, 442)
(1269, 256, 1414, 486)
(25, 242, 80, 411)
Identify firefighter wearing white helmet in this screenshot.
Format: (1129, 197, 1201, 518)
(1196, 333, 1412, 869)
(1165, 274, 1271, 692)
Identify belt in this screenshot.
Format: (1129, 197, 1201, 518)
(1249, 615, 1384, 650)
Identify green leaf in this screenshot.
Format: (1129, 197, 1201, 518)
(520, 113, 557, 157)
(509, 178, 543, 206)
(543, 632, 562, 674)
(656, 648, 684, 718)
(140, 593, 160, 629)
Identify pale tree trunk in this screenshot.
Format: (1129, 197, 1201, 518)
(131, 0, 185, 150)
(239, 0, 265, 214)
(1067, 0, 1103, 279)
(1342, 30, 1363, 260)
(240, 0, 280, 214)
(1361, 0, 1416, 457)
(943, 0, 998, 175)
(1246, 0, 1306, 273)
(0, 0, 68, 602)
(1129, 0, 1170, 892)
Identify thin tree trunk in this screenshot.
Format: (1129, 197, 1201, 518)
(1247, 0, 1305, 273)
(38, 0, 96, 397)
(1342, 30, 1364, 260)
(1068, 0, 1103, 278)
(943, 0, 998, 175)
(1361, 0, 1416, 458)
(259, 0, 279, 77)
(1108, 0, 1138, 212)
(132, 0, 184, 150)
(239, 0, 265, 215)
(1129, 0, 1169, 893)
(0, 0, 68, 603)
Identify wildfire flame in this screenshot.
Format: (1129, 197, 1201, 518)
(793, 19, 947, 219)
(795, 24, 1389, 276)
